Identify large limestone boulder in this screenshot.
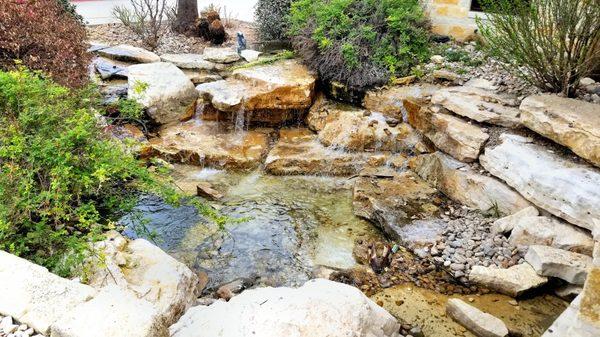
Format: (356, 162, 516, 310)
(509, 216, 594, 256)
(542, 295, 600, 337)
(265, 128, 386, 176)
(491, 206, 539, 234)
(353, 170, 444, 249)
(480, 134, 600, 232)
(149, 121, 270, 170)
(160, 54, 216, 71)
(410, 152, 532, 215)
(431, 86, 521, 127)
(98, 44, 161, 63)
(408, 107, 489, 162)
(363, 84, 439, 120)
(196, 60, 317, 125)
(446, 298, 509, 337)
(51, 286, 167, 337)
(128, 62, 198, 124)
(468, 264, 548, 297)
(525, 245, 592, 285)
(0, 251, 96, 335)
(520, 94, 600, 167)
(169, 279, 401, 337)
(88, 233, 199, 326)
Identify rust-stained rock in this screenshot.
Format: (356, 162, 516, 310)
(363, 84, 439, 120)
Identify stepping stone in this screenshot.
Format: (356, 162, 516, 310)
(469, 263, 548, 297)
(446, 298, 509, 337)
(98, 44, 160, 63)
(160, 54, 216, 70)
(525, 245, 592, 285)
(202, 47, 240, 64)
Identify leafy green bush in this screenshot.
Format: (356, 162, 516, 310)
(477, 0, 600, 97)
(288, 0, 430, 90)
(255, 0, 292, 41)
(56, 0, 84, 23)
(0, 68, 182, 276)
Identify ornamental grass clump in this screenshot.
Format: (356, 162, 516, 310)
(477, 0, 600, 97)
(288, 0, 430, 91)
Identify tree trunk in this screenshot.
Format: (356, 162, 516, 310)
(173, 0, 198, 34)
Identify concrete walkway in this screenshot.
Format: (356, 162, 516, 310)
(72, 0, 256, 25)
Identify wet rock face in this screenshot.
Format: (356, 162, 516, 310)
(480, 134, 600, 232)
(169, 279, 402, 337)
(149, 121, 270, 170)
(128, 62, 198, 125)
(520, 94, 600, 168)
(196, 60, 317, 126)
(265, 128, 386, 176)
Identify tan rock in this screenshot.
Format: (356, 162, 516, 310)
(446, 298, 509, 337)
(525, 245, 592, 285)
(160, 54, 216, 70)
(410, 152, 532, 215)
(431, 86, 521, 127)
(363, 84, 439, 120)
(469, 264, 548, 297)
(98, 44, 160, 63)
(520, 94, 600, 167)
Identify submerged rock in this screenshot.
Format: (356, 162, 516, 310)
(469, 264, 548, 297)
(446, 298, 509, 337)
(128, 62, 198, 124)
(410, 152, 532, 215)
(480, 134, 600, 232)
(98, 44, 161, 63)
(169, 279, 401, 337)
(149, 121, 270, 170)
(525, 245, 592, 285)
(520, 94, 600, 167)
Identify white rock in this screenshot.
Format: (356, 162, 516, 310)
(98, 44, 160, 63)
(430, 55, 444, 64)
(169, 279, 401, 337)
(525, 245, 592, 285)
(469, 264, 548, 297)
(491, 206, 539, 234)
(446, 298, 509, 337)
(509, 216, 594, 256)
(159, 54, 215, 70)
(240, 49, 261, 62)
(128, 62, 198, 124)
(202, 48, 240, 63)
(480, 134, 600, 232)
(580, 77, 596, 86)
(50, 286, 167, 337)
(0, 251, 96, 335)
(542, 295, 600, 337)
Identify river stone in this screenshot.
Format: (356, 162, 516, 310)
(353, 170, 445, 249)
(446, 298, 509, 337)
(480, 133, 600, 232)
(410, 152, 532, 216)
(509, 216, 594, 256)
(491, 206, 539, 234)
(128, 62, 198, 124)
(169, 279, 401, 337)
(520, 94, 600, 167)
(50, 285, 167, 337)
(149, 121, 270, 170)
(0, 251, 96, 335)
(431, 86, 521, 127)
(159, 54, 216, 70)
(408, 106, 489, 162)
(469, 264, 548, 297)
(202, 47, 241, 63)
(525, 245, 592, 285)
(363, 84, 439, 120)
(98, 44, 161, 63)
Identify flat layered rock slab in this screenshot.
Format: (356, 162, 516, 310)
(525, 245, 592, 285)
(202, 47, 241, 64)
(93, 57, 129, 80)
(160, 54, 216, 70)
(265, 128, 386, 176)
(0, 251, 96, 335)
(521, 94, 600, 168)
(446, 298, 509, 337)
(509, 216, 594, 256)
(431, 86, 520, 127)
(51, 286, 167, 337)
(98, 44, 161, 63)
(410, 152, 532, 215)
(492, 206, 539, 234)
(363, 84, 439, 120)
(169, 279, 401, 337)
(149, 121, 270, 170)
(128, 62, 198, 124)
(480, 134, 600, 232)
(469, 264, 548, 297)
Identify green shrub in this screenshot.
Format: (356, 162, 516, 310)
(477, 0, 600, 97)
(56, 0, 84, 23)
(255, 0, 293, 41)
(0, 68, 182, 277)
(288, 0, 430, 90)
